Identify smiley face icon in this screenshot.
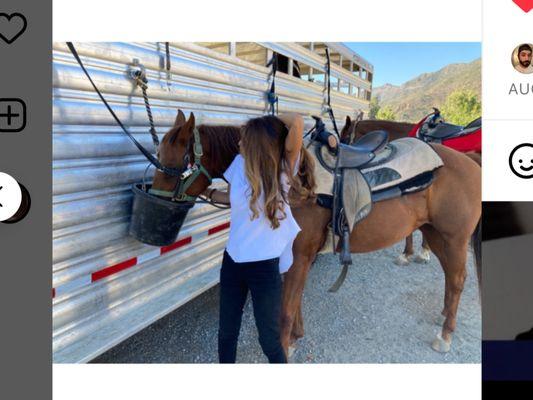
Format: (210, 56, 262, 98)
(509, 143, 533, 179)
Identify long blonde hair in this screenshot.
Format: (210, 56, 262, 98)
(240, 116, 316, 229)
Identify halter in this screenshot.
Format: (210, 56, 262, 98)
(148, 127, 213, 202)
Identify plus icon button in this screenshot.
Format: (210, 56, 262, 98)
(1, 105, 19, 125)
(0, 99, 26, 133)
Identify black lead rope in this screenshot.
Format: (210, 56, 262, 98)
(266, 53, 279, 115)
(66, 42, 183, 177)
(164, 42, 172, 84)
(325, 47, 340, 138)
(165, 42, 171, 72)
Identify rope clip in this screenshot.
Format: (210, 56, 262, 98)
(128, 59, 147, 87)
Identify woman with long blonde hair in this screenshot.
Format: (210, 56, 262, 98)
(201, 113, 312, 363)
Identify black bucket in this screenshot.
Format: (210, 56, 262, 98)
(129, 183, 194, 246)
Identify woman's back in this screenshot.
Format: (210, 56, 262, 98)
(223, 153, 301, 272)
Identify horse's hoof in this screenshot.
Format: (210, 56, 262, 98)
(431, 333, 452, 353)
(414, 249, 431, 264)
(288, 344, 297, 359)
(394, 254, 411, 266)
(434, 314, 446, 326)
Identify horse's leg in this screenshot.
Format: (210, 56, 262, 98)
(281, 203, 330, 359)
(420, 226, 449, 325)
(413, 231, 432, 264)
(421, 225, 468, 353)
(291, 301, 305, 341)
(394, 233, 414, 266)
(286, 301, 305, 359)
(280, 251, 315, 358)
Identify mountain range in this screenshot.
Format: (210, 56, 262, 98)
(372, 58, 481, 122)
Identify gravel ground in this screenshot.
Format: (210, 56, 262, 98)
(94, 232, 481, 363)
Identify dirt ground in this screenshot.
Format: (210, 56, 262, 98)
(94, 232, 481, 363)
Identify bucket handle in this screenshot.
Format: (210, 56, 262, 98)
(142, 163, 152, 191)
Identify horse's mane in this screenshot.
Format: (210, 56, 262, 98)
(198, 125, 241, 176)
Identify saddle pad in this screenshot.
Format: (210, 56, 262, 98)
(361, 137, 443, 191)
(305, 137, 443, 195)
(304, 137, 336, 195)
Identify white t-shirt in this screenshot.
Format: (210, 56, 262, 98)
(223, 153, 301, 273)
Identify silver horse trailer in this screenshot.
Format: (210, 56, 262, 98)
(52, 42, 373, 362)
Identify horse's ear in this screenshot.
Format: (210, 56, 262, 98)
(184, 112, 196, 132)
(345, 115, 352, 126)
(174, 109, 186, 127)
(177, 112, 196, 141)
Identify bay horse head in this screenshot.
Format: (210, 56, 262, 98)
(150, 109, 240, 202)
(150, 110, 212, 202)
(339, 115, 360, 144)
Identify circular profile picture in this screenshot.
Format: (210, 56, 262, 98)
(511, 43, 533, 74)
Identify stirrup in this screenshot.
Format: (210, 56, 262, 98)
(328, 226, 352, 293)
(339, 226, 353, 265)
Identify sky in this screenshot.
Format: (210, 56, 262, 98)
(345, 42, 481, 87)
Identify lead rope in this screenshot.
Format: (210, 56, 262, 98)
(66, 42, 184, 177)
(266, 53, 279, 115)
(325, 47, 340, 138)
(165, 42, 172, 85)
(130, 67, 160, 153)
(165, 42, 171, 72)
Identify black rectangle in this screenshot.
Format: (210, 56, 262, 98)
(483, 341, 533, 381)
(482, 202, 533, 241)
(483, 380, 533, 398)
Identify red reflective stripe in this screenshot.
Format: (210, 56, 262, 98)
(208, 222, 230, 235)
(160, 237, 192, 255)
(91, 257, 138, 282)
(53, 223, 232, 297)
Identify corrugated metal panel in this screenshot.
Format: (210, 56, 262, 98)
(52, 42, 371, 363)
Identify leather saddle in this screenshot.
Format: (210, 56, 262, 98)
(318, 131, 389, 172)
(307, 117, 389, 291)
(420, 112, 481, 142)
(335, 130, 389, 169)
(306, 117, 443, 292)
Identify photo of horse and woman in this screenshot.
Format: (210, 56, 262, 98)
(53, 42, 482, 364)
(145, 105, 481, 357)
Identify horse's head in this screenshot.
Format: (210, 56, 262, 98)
(340, 114, 365, 144)
(151, 110, 212, 202)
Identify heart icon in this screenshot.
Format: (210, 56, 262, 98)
(513, 0, 533, 12)
(0, 13, 27, 45)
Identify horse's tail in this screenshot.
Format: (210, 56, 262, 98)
(290, 147, 317, 202)
(471, 218, 482, 292)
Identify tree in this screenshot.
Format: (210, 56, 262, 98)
(376, 106, 396, 121)
(440, 90, 481, 126)
(369, 96, 380, 119)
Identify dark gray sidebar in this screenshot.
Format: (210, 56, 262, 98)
(0, 0, 52, 399)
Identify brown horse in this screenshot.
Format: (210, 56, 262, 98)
(152, 110, 481, 357)
(340, 116, 482, 266)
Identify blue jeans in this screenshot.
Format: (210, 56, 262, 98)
(218, 249, 287, 363)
